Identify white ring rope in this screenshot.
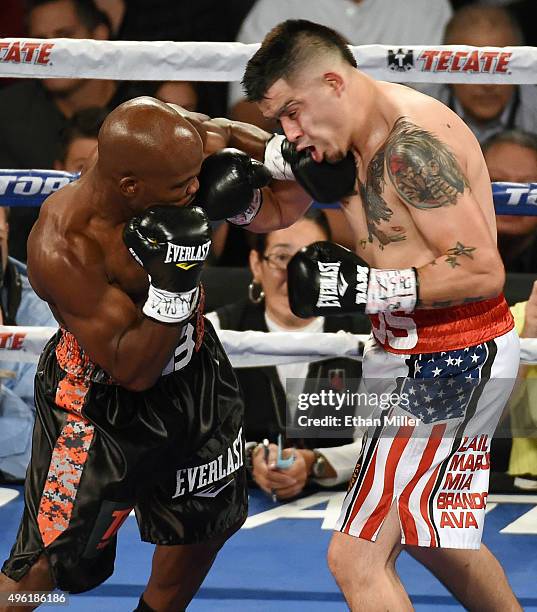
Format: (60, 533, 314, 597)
(1, 325, 537, 367)
(0, 39, 536, 84)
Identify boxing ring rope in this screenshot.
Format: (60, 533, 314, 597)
(1, 39, 537, 84)
(2, 325, 537, 367)
(1, 38, 537, 366)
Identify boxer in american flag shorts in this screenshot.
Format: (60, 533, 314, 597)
(242, 19, 522, 611)
(336, 300, 518, 550)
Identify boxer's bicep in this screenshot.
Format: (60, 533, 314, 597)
(411, 195, 505, 307)
(47, 252, 141, 372)
(385, 121, 503, 305)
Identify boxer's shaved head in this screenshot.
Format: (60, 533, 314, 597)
(243, 19, 357, 102)
(98, 96, 202, 182)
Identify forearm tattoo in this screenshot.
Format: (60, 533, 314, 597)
(386, 118, 468, 209)
(416, 244, 479, 308)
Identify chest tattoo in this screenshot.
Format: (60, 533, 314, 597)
(360, 140, 406, 249)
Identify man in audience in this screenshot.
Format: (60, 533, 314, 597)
(482, 129, 537, 273)
(0, 0, 142, 261)
(0, 206, 56, 482)
(229, 0, 452, 129)
(54, 106, 108, 174)
(207, 210, 370, 499)
(422, 5, 537, 145)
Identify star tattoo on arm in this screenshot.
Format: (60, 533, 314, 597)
(444, 242, 476, 268)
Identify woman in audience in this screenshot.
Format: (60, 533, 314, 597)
(206, 209, 370, 500)
(509, 281, 537, 490)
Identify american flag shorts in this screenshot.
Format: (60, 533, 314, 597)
(335, 328, 519, 549)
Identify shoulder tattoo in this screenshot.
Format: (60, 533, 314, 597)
(386, 118, 469, 209)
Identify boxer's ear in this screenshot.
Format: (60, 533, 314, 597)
(324, 71, 345, 96)
(119, 177, 138, 197)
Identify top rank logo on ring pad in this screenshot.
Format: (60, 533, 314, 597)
(387, 48, 414, 72)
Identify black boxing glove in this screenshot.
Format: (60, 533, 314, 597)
(195, 148, 272, 224)
(263, 135, 356, 203)
(287, 241, 418, 318)
(123, 205, 211, 324)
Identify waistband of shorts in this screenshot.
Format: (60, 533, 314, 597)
(369, 294, 514, 354)
(56, 328, 113, 384)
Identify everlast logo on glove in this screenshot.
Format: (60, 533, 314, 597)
(287, 241, 418, 318)
(316, 262, 342, 308)
(123, 205, 212, 324)
(164, 241, 211, 266)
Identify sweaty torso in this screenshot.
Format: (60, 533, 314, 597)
(341, 82, 496, 269)
(27, 178, 148, 327)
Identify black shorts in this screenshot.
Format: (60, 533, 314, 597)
(1, 319, 247, 593)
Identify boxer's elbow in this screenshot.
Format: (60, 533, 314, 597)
(117, 372, 158, 392)
(473, 249, 505, 298)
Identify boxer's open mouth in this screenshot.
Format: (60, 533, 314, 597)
(309, 146, 322, 163)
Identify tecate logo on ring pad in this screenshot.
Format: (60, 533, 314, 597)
(0, 41, 54, 65)
(387, 47, 512, 74)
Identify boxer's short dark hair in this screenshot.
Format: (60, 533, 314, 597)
(242, 19, 357, 102)
(27, 0, 111, 33)
(252, 207, 332, 255)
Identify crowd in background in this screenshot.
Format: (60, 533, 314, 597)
(1, 0, 536, 496)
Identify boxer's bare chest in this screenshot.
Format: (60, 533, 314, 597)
(341, 140, 422, 268)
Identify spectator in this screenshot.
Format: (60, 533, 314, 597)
(146, 80, 226, 122)
(54, 106, 108, 172)
(206, 209, 371, 499)
(93, 0, 125, 36)
(422, 6, 537, 145)
(229, 0, 453, 129)
(482, 129, 537, 273)
(0, 206, 57, 482)
(0, 0, 145, 261)
(154, 81, 199, 112)
(117, 1, 255, 119)
(54, 106, 108, 173)
(508, 281, 537, 489)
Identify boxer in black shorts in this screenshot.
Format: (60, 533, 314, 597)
(0, 97, 315, 611)
(3, 319, 246, 595)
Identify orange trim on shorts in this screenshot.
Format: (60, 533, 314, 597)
(398, 424, 445, 545)
(37, 411, 94, 547)
(369, 294, 514, 354)
(359, 426, 414, 540)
